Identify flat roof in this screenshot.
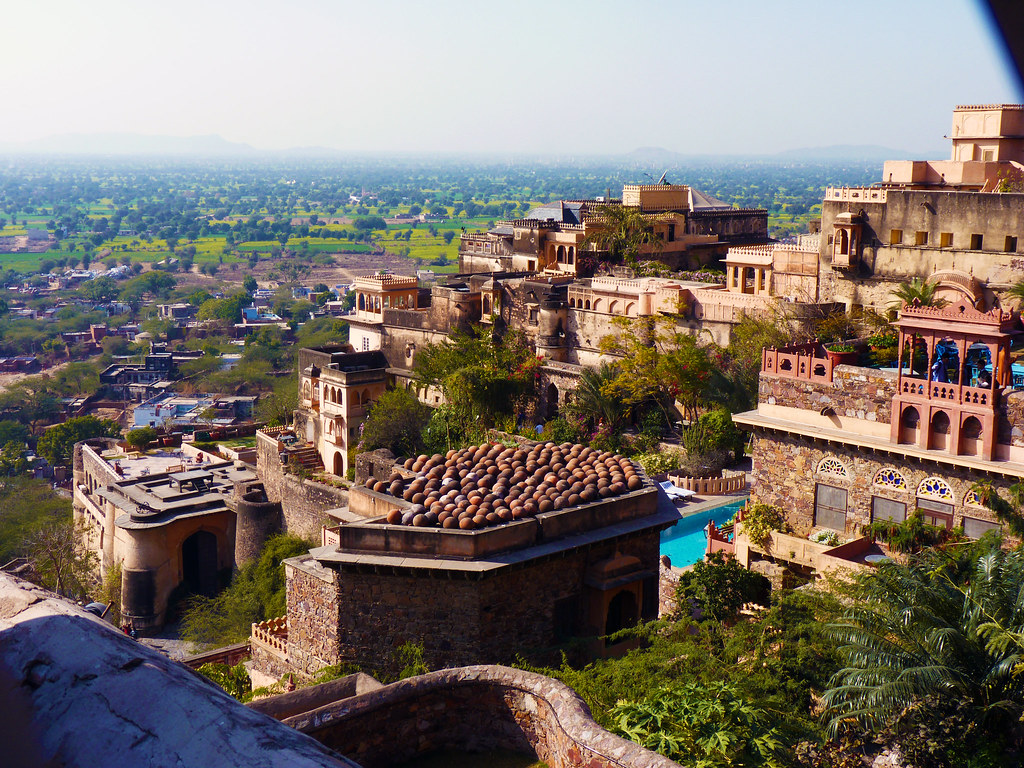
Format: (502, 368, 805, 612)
(735, 408, 1024, 479)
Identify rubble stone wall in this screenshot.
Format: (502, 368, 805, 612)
(256, 433, 347, 540)
(749, 430, 1006, 537)
(288, 665, 682, 768)
(758, 366, 898, 424)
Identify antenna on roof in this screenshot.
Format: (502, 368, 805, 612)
(643, 171, 670, 185)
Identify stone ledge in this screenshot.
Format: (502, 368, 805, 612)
(286, 664, 682, 768)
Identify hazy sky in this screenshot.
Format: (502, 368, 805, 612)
(3, 0, 1020, 155)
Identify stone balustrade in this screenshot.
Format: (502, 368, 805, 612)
(667, 472, 746, 495)
(761, 342, 834, 383)
(252, 616, 289, 655)
(824, 186, 888, 203)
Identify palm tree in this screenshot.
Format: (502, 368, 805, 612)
(1004, 279, 1024, 308)
(581, 205, 661, 270)
(888, 278, 949, 312)
(574, 362, 627, 430)
(822, 548, 1024, 758)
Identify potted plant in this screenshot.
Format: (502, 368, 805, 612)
(825, 342, 860, 366)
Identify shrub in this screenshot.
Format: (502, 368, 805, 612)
(634, 451, 680, 476)
(125, 426, 158, 451)
(740, 503, 788, 549)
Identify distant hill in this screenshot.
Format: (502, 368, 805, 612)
(0, 132, 258, 156)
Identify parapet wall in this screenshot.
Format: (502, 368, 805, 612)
(287, 665, 682, 768)
(759, 365, 898, 424)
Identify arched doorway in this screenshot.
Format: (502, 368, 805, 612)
(182, 530, 218, 597)
(546, 383, 559, 420)
(334, 451, 345, 476)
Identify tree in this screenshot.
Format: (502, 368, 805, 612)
(359, 388, 432, 458)
(414, 326, 538, 444)
(79, 275, 118, 303)
(0, 419, 29, 447)
(36, 415, 120, 466)
(242, 275, 258, 295)
(28, 518, 97, 600)
(822, 547, 1024, 761)
(125, 426, 158, 451)
(581, 204, 661, 270)
(889, 278, 949, 312)
(676, 551, 770, 622)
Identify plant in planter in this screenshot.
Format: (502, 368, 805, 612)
(867, 328, 898, 349)
(738, 502, 789, 549)
(825, 342, 859, 365)
(862, 512, 964, 553)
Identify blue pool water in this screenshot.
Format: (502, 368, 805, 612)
(660, 499, 747, 567)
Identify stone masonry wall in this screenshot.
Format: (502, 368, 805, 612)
(300, 530, 660, 674)
(288, 665, 682, 768)
(285, 558, 342, 676)
(759, 366, 898, 424)
(256, 433, 347, 541)
(749, 430, 1007, 537)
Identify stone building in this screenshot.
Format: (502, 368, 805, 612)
(732, 298, 1024, 573)
(458, 184, 768, 276)
(73, 439, 281, 631)
(251, 441, 676, 678)
(820, 104, 1024, 312)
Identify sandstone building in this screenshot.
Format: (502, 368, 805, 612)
(820, 104, 1024, 312)
(730, 297, 1024, 575)
(458, 184, 767, 276)
(251, 442, 676, 678)
(73, 439, 282, 631)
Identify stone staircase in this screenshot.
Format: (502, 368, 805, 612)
(286, 445, 323, 472)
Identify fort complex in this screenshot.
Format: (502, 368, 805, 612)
(66, 106, 1024, 678)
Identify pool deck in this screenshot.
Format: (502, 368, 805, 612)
(673, 487, 749, 519)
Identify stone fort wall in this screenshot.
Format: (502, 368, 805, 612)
(287, 665, 682, 768)
(256, 432, 347, 541)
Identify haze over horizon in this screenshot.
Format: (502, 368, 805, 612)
(3, 0, 1021, 157)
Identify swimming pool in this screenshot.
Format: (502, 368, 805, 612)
(659, 498, 747, 567)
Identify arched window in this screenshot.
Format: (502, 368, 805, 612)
(567, 246, 575, 264)
(609, 300, 619, 314)
(625, 302, 637, 317)
(964, 489, 985, 507)
(872, 468, 907, 490)
(358, 294, 365, 311)
(816, 457, 849, 479)
(593, 299, 603, 312)
(917, 477, 954, 502)
(483, 295, 491, 314)
(556, 245, 566, 263)
(584, 300, 591, 310)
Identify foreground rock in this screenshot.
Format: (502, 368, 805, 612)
(0, 573, 357, 768)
